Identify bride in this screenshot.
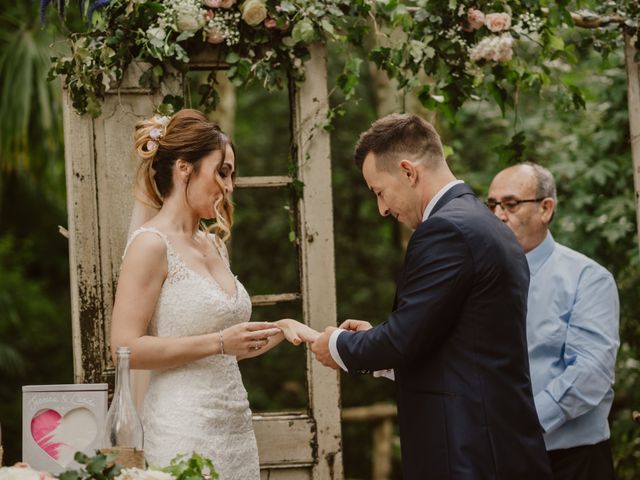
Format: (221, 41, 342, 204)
(110, 109, 319, 479)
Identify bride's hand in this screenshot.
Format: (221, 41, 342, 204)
(221, 322, 282, 356)
(275, 319, 320, 345)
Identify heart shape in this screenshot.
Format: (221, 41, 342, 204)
(31, 408, 98, 467)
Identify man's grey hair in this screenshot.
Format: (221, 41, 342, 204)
(522, 162, 557, 203)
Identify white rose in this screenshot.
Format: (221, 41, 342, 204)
(147, 26, 166, 42)
(177, 14, 201, 32)
(0, 467, 41, 480)
(116, 468, 174, 480)
(241, 0, 267, 26)
(469, 34, 514, 63)
(495, 34, 514, 61)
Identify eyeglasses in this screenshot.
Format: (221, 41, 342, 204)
(485, 198, 545, 213)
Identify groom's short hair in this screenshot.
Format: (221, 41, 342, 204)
(354, 113, 445, 172)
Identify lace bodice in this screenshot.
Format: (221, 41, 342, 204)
(124, 227, 259, 479)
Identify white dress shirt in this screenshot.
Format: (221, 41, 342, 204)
(329, 180, 465, 379)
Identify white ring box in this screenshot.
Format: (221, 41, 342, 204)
(22, 384, 108, 474)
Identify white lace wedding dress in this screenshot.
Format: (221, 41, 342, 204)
(125, 227, 260, 479)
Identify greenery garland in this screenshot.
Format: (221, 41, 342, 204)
(46, 0, 639, 128)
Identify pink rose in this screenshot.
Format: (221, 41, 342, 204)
(264, 17, 277, 28)
(203, 0, 222, 7)
(485, 12, 511, 32)
(467, 8, 485, 30)
(206, 28, 225, 44)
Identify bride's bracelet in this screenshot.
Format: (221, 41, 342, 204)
(218, 331, 225, 355)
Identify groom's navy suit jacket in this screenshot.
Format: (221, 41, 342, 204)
(337, 183, 552, 479)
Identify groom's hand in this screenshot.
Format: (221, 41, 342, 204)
(311, 327, 339, 370)
(339, 319, 373, 332)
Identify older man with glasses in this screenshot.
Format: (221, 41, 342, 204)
(488, 162, 620, 480)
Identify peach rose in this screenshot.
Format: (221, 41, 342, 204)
(264, 17, 277, 29)
(206, 27, 225, 44)
(467, 8, 485, 30)
(241, 0, 267, 26)
(485, 12, 511, 32)
(220, 0, 236, 7)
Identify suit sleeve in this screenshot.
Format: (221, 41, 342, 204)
(337, 216, 473, 371)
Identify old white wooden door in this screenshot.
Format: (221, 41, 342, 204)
(62, 44, 343, 479)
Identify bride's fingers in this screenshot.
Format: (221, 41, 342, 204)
(247, 328, 281, 340)
(280, 326, 302, 345)
(245, 322, 281, 332)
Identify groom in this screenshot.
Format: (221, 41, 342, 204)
(311, 114, 552, 479)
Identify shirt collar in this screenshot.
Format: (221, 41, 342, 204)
(422, 180, 465, 221)
(526, 231, 555, 276)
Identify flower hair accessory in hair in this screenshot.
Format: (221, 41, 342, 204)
(145, 116, 170, 152)
(156, 115, 171, 127)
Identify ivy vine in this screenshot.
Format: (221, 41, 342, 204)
(46, 0, 639, 137)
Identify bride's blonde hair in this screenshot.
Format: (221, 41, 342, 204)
(133, 109, 235, 243)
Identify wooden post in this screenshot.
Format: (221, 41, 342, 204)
(342, 404, 397, 480)
(292, 42, 343, 480)
(624, 33, 640, 254)
(372, 418, 394, 480)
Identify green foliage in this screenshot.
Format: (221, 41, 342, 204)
(58, 452, 123, 480)
(161, 452, 219, 480)
(45, 0, 640, 141)
(56, 451, 219, 480)
(49, 0, 372, 117)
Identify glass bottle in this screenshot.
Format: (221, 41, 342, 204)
(102, 346, 145, 468)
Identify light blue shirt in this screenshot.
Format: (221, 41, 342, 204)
(526, 231, 620, 450)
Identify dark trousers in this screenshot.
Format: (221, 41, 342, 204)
(548, 439, 615, 480)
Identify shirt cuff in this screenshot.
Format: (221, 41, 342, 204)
(534, 389, 566, 433)
(373, 369, 395, 381)
(329, 329, 348, 372)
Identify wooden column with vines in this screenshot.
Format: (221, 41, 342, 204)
(291, 43, 343, 480)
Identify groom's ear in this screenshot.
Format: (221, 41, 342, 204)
(399, 159, 418, 186)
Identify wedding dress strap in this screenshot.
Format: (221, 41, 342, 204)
(123, 226, 173, 259)
(123, 226, 184, 281)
